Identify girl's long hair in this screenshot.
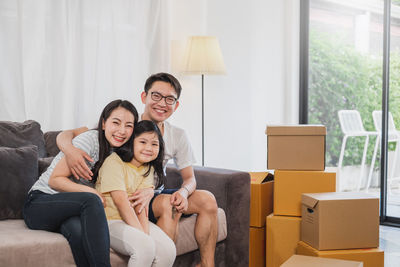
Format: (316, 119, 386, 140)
(117, 120, 165, 188)
(92, 99, 138, 182)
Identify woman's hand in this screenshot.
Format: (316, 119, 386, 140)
(128, 188, 154, 216)
(64, 146, 94, 180)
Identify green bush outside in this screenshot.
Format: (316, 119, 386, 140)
(309, 30, 400, 167)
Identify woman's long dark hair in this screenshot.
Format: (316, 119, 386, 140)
(116, 120, 165, 188)
(92, 100, 138, 182)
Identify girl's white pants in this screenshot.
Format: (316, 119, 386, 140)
(108, 220, 176, 267)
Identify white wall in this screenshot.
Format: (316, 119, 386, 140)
(0, 0, 300, 172)
(168, 0, 300, 171)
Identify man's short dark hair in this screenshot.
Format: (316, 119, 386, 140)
(144, 72, 182, 99)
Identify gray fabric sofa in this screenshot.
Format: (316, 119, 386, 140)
(0, 120, 250, 267)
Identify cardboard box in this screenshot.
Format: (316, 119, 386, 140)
(249, 172, 274, 227)
(249, 226, 265, 267)
(266, 214, 301, 267)
(266, 125, 326, 170)
(297, 241, 384, 267)
(281, 255, 363, 267)
(301, 192, 379, 250)
(274, 170, 336, 216)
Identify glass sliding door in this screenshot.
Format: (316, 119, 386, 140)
(303, 0, 400, 223)
(307, 0, 383, 193)
(387, 0, 400, 218)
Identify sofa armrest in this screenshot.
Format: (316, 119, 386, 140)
(165, 165, 250, 267)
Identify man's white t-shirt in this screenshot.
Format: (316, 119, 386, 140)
(150, 120, 196, 190)
(162, 121, 196, 171)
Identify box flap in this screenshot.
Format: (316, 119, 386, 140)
(303, 191, 378, 201)
(265, 125, 326, 136)
(249, 172, 273, 184)
(301, 193, 319, 208)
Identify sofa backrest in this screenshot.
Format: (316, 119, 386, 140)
(43, 131, 61, 157)
(0, 120, 46, 158)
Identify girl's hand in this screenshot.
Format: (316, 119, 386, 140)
(128, 188, 154, 215)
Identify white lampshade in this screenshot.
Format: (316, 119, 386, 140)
(182, 36, 226, 75)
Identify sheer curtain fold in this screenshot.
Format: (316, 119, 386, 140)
(0, 0, 169, 131)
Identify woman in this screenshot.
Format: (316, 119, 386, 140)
(23, 99, 138, 267)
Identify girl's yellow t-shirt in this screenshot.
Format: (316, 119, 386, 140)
(96, 152, 154, 220)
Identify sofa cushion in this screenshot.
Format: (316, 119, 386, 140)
(0, 146, 38, 220)
(0, 219, 130, 267)
(0, 219, 76, 267)
(0, 211, 227, 267)
(0, 209, 227, 266)
(43, 131, 61, 157)
(38, 157, 54, 176)
(176, 207, 227, 255)
(0, 120, 46, 158)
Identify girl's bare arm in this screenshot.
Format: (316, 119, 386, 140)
(110, 190, 144, 232)
(135, 204, 150, 234)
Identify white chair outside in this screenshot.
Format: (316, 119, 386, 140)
(337, 110, 378, 191)
(366, 110, 400, 193)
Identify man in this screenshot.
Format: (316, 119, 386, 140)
(57, 73, 218, 267)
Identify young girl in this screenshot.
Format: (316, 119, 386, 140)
(96, 120, 169, 267)
(23, 100, 138, 267)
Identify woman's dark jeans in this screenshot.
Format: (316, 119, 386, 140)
(23, 190, 111, 267)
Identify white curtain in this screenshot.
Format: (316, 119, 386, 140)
(0, 0, 171, 132)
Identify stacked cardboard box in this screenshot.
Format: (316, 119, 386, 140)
(297, 192, 384, 267)
(266, 213, 301, 267)
(297, 241, 383, 267)
(266, 125, 326, 171)
(265, 125, 336, 267)
(248, 172, 273, 267)
(281, 254, 363, 267)
(265, 125, 385, 266)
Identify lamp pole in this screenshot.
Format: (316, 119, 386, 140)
(201, 74, 205, 166)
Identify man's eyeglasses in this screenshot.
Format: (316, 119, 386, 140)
(150, 92, 177, 105)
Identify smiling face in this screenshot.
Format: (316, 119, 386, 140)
(130, 131, 160, 167)
(102, 107, 135, 147)
(141, 81, 179, 125)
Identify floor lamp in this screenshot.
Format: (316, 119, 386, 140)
(181, 36, 226, 166)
